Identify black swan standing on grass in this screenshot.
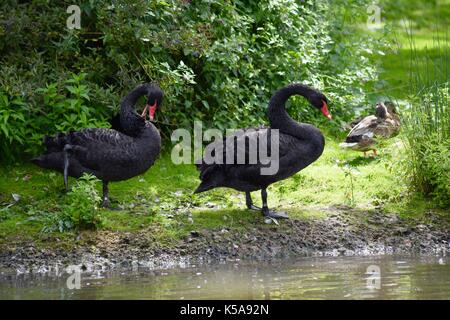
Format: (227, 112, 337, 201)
(32, 83, 163, 208)
(194, 83, 331, 219)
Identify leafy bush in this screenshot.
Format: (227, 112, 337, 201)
(0, 73, 111, 161)
(0, 92, 27, 162)
(42, 174, 103, 232)
(0, 0, 387, 163)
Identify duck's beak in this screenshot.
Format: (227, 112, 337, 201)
(321, 101, 332, 120)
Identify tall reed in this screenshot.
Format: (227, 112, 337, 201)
(402, 27, 449, 207)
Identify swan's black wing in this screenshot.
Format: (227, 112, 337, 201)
(68, 128, 135, 147)
(42, 128, 139, 171)
(196, 127, 299, 188)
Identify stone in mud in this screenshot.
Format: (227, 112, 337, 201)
(394, 227, 411, 235)
(190, 231, 200, 238)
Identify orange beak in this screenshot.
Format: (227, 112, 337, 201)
(320, 101, 332, 120)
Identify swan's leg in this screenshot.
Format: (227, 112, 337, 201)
(102, 181, 110, 208)
(372, 149, 378, 156)
(261, 188, 289, 219)
(63, 145, 71, 191)
(245, 192, 261, 210)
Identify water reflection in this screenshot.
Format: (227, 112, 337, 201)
(1, 256, 449, 300)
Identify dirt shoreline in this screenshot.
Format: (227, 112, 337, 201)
(1, 207, 449, 273)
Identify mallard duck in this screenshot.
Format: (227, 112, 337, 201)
(339, 102, 400, 156)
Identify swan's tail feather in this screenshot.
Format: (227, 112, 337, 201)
(194, 163, 225, 194)
(41, 133, 71, 153)
(31, 152, 64, 171)
(31, 155, 45, 167)
(194, 181, 216, 194)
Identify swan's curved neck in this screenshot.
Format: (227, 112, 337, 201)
(268, 84, 317, 139)
(121, 85, 150, 115)
(119, 85, 149, 136)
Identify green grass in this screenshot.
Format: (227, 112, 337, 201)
(0, 135, 442, 249)
(376, 0, 449, 100)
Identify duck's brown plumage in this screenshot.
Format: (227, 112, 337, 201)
(340, 102, 400, 153)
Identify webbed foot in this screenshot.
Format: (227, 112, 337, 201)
(262, 207, 289, 219)
(247, 204, 262, 211)
(102, 198, 110, 208)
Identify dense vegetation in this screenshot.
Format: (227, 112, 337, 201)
(0, 0, 386, 161)
(0, 0, 448, 236)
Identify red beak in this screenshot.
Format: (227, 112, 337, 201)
(141, 102, 157, 121)
(148, 102, 157, 121)
(320, 101, 332, 120)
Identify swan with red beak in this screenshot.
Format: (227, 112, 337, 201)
(320, 100, 332, 120)
(141, 101, 158, 121)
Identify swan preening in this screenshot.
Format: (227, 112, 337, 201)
(194, 83, 331, 219)
(32, 83, 163, 208)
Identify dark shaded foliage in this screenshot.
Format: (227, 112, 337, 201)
(0, 0, 386, 162)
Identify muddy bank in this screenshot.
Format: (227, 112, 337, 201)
(1, 206, 449, 273)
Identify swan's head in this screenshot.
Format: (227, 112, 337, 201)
(142, 85, 164, 121)
(308, 92, 331, 120)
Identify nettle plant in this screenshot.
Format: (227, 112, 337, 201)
(36, 73, 109, 132)
(0, 73, 111, 161)
(0, 92, 28, 163)
(43, 173, 103, 233)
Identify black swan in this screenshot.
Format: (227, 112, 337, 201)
(194, 83, 331, 219)
(32, 83, 163, 208)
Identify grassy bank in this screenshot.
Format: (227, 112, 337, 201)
(1, 134, 446, 250)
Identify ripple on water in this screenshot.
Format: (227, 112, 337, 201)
(0, 255, 449, 300)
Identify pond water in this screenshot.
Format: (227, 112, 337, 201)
(1, 255, 449, 300)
